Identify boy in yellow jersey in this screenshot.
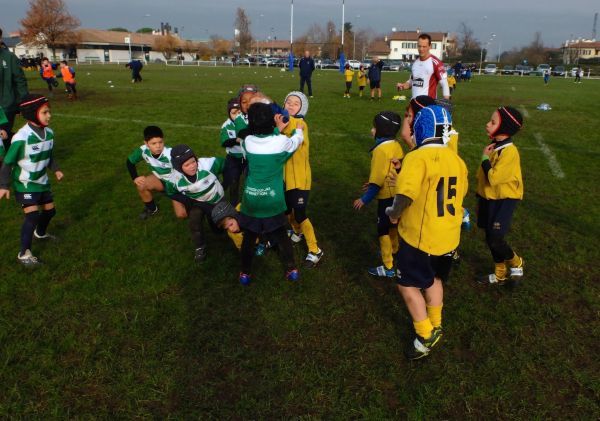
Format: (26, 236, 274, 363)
(386, 105, 468, 359)
(353, 111, 404, 277)
(281, 91, 324, 268)
(477, 106, 524, 285)
(357, 65, 367, 97)
(343, 63, 354, 98)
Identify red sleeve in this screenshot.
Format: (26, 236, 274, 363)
(432, 56, 446, 81)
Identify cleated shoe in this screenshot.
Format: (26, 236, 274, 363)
(194, 246, 207, 263)
(239, 272, 251, 285)
(17, 249, 41, 267)
(139, 206, 159, 220)
(405, 327, 443, 360)
(479, 273, 507, 285)
(368, 265, 396, 278)
(34, 230, 58, 240)
(287, 230, 304, 244)
(304, 249, 324, 268)
(461, 208, 471, 230)
(255, 242, 267, 256)
(285, 268, 300, 282)
(509, 257, 524, 279)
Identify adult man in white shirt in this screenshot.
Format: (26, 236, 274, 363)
(397, 33, 450, 100)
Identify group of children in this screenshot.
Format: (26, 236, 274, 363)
(39, 57, 78, 99)
(343, 63, 368, 98)
(0, 78, 526, 361)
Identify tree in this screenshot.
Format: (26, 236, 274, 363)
(235, 8, 252, 55)
(108, 27, 129, 32)
(456, 22, 481, 61)
(209, 35, 231, 57)
(153, 34, 180, 60)
(20, 0, 80, 60)
(136, 27, 154, 34)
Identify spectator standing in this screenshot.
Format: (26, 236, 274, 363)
(367, 57, 385, 100)
(298, 50, 315, 97)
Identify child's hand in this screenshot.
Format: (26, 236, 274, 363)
(0, 189, 10, 200)
(388, 215, 399, 224)
(483, 144, 495, 156)
(134, 176, 146, 188)
(274, 114, 289, 131)
(360, 181, 369, 192)
(295, 120, 305, 130)
(385, 169, 398, 187)
(236, 137, 243, 144)
(390, 158, 402, 171)
(0, 129, 7, 140)
(55, 171, 64, 181)
(353, 198, 365, 210)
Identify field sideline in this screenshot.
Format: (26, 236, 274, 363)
(0, 64, 598, 418)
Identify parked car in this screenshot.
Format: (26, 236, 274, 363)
(383, 59, 403, 71)
(483, 63, 497, 74)
(551, 65, 565, 76)
(346, 59, 361, 70)
(531, 64, 551, 76)
(514, 64, 532, 75)
(501, 65, 514, 75)
(319, 59, 337, 69)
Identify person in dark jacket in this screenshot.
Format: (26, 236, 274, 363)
(126, 59, 144, 83)
(367, 57, 384, 100)
(0, 27, 29, 149)
(298, 50, 315, 97)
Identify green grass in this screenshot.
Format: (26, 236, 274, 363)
(0, 64, 598, 418)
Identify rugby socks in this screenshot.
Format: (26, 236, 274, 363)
(187, 207, 205, 248)
(36, 208, 56, 236)
(495, 262, 508, 280)
(507, 252, 522, 268)
(300, 219, 319, 254)
(379, 235, 394, 270)
(389, 228, 399, 254)
(21, 212, 40, 254)
(426, 304, 443, 329)
(144, 200, 158, 212)
(413, 318, 434, 340)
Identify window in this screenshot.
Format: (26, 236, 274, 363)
(432, 43, 436, 49)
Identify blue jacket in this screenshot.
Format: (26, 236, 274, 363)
(298, 57, 315, 77)
(367, 60, 384, 82)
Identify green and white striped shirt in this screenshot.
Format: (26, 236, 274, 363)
(174, 157, 225, 204)
(220, 119, 244, 158)
(128, 144, 177, 194)
(3, 124, 55, 192)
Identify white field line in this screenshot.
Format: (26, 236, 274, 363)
(533, 133, 565, 179)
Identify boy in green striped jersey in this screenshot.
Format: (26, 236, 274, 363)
(220, 98, 246, 205)
(170, 144, 228, 263)
(0, 94, 63, 266)
(126, 126, 187, 220)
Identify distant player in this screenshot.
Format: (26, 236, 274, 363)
(397, 33, 450, 99)
(40, 58, 59, 93)
(386, 105, 468, 359)
(59, 60, 77, 100)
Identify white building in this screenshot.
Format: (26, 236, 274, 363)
(386, 31, 451, 61)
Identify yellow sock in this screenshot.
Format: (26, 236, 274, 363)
(389, 228, 399, 254)
(300, 218, 319, 254)
(379, 235, 393, 269)
(227, 231, 244, 251)
(495, 262, 508, 280)
(507, 253, 522, 268)
(413, 318, 434, 339)
(426, 304, 443, 328)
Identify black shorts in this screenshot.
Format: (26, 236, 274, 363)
(285, 189, 309, 211)
(370, 80, 381, 89)
(239, 212, 287, 235)
(396, 240, 453, 289)
(476, 197, 518, 236)
(15, 191, 54, 208)
(377, 198, 396, 236)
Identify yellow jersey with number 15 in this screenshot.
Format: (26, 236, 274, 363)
(395, 144, 468, 255)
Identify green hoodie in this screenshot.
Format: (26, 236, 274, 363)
(0, 47, 29, 114)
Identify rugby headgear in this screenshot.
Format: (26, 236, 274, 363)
(373, 111, 401, 139)
(238, 84, 260, 98)
(170, 144, 196, 173)
(227, 97, 241, 114)
(409, 95, 435, 116)
(283, 91, 309, 117)
(412, 105, 453, 148)
(493, 106, 523, 137)
(19, 94, 49, 127)
(211, 201, 238, 225)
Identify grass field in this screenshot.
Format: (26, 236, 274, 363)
(0, 64, 598, 418)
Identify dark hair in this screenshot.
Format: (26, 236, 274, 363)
(0, 28, 3, 38)
(143, 125, 164, 141)
(418, 33, 432, 45)
(60, 60, 68, 65)
(248, 102, 275, 135)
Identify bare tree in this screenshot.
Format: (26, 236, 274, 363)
(235, 8, 252, 55)
(322, 20, 339, 59)
(20, 0, 80, 60)
(455, 22, 481, 61)
(209, 35, 231, 57)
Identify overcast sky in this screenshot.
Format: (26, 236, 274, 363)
(2, 0, 598, 51)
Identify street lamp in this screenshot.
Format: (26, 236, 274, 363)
(256, 13, 264, 57)
(479, 33, 495, 74)
(353, 15, 360, 60)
